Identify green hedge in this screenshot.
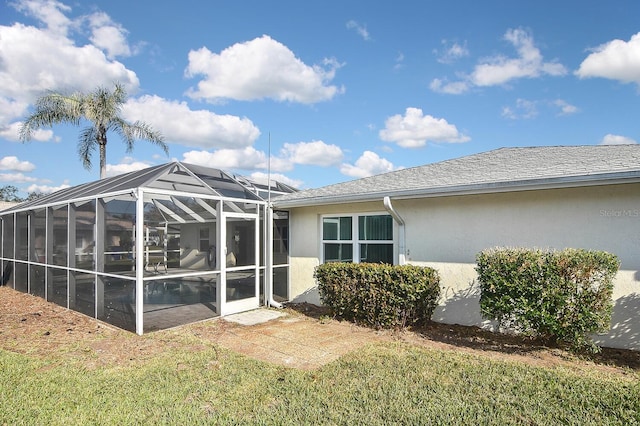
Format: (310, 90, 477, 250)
(314, 262, 441, 328)
(476, 248, 620, 352)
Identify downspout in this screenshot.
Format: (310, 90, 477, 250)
(265, 204, 283, 308)
(265, 134, 282, 309)
(383, 196, 406, 265)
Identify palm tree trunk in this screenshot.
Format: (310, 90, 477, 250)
(99, 143, 107, 179)
(98, 129, 107, 179)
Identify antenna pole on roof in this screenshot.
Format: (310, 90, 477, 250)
(268, 132, 272, 205)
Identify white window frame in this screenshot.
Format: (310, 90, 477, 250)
(198, 227, 210, 252)
(320, 212, 395, 264)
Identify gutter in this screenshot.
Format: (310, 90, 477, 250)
(383, 196, 406, 265)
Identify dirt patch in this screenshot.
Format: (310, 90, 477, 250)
(1, 287, 639, 375)
(286, 302, 640, 374)
(0, 287, 213, 369)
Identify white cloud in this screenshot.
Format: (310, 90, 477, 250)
(247, 171, 302, 189)
(394, 52, 405, 71)
(0, 121, 54, 142)
(429, 78, 470, 95)
(279, 140, 344, 167)
(105, 158, 153, 177)
(346, 20, 371, 41)
(11, 0, 137, 60)
(576, 32, 640, 86)
(501, 107, 515, 119)
(0, 156, 36, 172)
(501, 99, 538, 120)
(472, 29, 566, 86)
(600, 134, 638, 145)
(86, 11, 133, 59)
(183, 147, 294, 172)
(12, 0, 72, 36)
(0, 18, 139, 104)
(0, 0, 139, 147)
(122, 95, 260, 149)
(181, 139, 345, 175)
(182, 147, 268, 171)
(379, 107, 470, 148)
(26, 182, 70, 194)
(0, 172, 40, 183)
(0, 96, 29, 126)
(553, 99, 579, 116)
(502, 98, 579, 119)
(185, 35, 344, 104)
(431, 28, 567, 94)
(435, 40, 469, 64)
(263, 155, 294, 173)
(340, 151, 398, 178)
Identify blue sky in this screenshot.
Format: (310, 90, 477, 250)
(1, 0, 639, 196)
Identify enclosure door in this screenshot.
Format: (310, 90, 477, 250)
(221, 212, 259, 316)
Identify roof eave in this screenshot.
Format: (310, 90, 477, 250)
(273, 171, 640, 209)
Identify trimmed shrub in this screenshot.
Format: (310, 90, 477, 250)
(476, 247, 620, 352)
(314, 262, 441, 328)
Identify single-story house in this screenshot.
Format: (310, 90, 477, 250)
(272, 145, 640, 351)
(0, 201, 18, 211)
(0, 162, 295, 334)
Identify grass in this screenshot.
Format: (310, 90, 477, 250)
(1, 341, 638, 425)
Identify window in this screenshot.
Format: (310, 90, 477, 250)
(199, 227, 210, 252)
(322, 216, 353, 262)
(322, 214, 393, 264)
(358, 215, 393, 263)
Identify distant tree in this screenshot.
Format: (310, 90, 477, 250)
(19, 82, 168, 179)
(24, 191, 45, 202)
(0, 186, 45, 203)
(0, 185, 23, 202)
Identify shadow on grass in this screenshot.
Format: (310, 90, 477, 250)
(286, 302, 640, 371)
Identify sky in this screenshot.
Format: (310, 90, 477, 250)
(1, 0, 639, 197)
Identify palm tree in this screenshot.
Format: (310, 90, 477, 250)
(19, 82, 168, 179)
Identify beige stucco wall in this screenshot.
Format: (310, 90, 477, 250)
(287, 183, 640, 350)
(180, 223, 216, 269)
(288, 201, 385, 303)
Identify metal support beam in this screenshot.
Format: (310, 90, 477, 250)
(135, 188, 145, 335)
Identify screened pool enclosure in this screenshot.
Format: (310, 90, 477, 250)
(0, 162, 293, 334)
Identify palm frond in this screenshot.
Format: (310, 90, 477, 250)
(19, 92, 82, 141)
(78, 127, 97, 171)
(112, 82, 127, 105)
(114, 119, 168, 155)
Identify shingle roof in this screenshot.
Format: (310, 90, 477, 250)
(273, 145, 640, 208)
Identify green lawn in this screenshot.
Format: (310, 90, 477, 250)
(1, 342, 638, 425)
